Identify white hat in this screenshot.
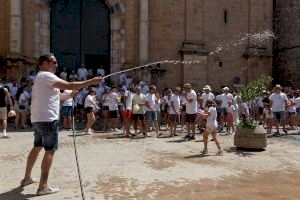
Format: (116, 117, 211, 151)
(223, 87, 229, 91)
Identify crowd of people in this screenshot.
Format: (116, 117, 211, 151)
(1, 53, 300, 196)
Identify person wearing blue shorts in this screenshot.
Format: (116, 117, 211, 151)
(21, 53, 102, 196)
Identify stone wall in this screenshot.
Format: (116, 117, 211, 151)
(0, 0, 10, 56)
(274, 0, 300, 88)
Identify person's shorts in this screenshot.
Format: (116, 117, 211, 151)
(145, 111, 157, 121)
(287, 111, 296, 117)
(132, 114, 144, 121)
(61, 106, 73, 117)
(220, 108, 227, 116)
(273, 111, 285, 121)
(84, 107, 94, 114)
(186, 113, 196, 123)
(227, 113, 234, 121)
(0, 107, 7, 120)
(33, 120, 59, 151)
(297, 107, 300, 116)
(170, 114, 180, 123)
(19, 105, 26, 112)
(102, 105, 109, 111)
(123, 109, 132, 120)
(14, 103, 20, 112)
(258, 107, 264, 115)
(109, 110, 118, 118)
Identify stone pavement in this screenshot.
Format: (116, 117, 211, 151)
(0, 127, 300, 200)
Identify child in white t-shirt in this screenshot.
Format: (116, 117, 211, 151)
(263, 104, 273, 134)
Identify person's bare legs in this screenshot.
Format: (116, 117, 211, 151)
(202, 131, 209, 153)
(211, 131, 222, 151)
(23, 147, 43, 180)
(38, 150, 55, 190)
(190, 123, 196, 137)
(15, 111, 20, 129)
(185, 122, 190, 136)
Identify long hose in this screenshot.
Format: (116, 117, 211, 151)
(71, 102, 86, 200)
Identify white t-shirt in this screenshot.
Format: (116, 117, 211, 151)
(241, 103, 250, 117)
(62, 90, 73, 106)
(269, 92, 288, 112)
(19, 91, 30, 106)
(144, 93, 156, 111)
(263, 108, 273, 119)
(96, 68, 105, 76)
(74, 93, 83, 106)
(154, 98, 161, 112)
(6, 83, 18, 97)
(287, 98, 296, 113)
(141, 85, 149, 95)
(206, 106, 218, 129)
(169, 94, 181, 114)
(295, 97, 300, 109)
(218, 93, 233, 108)
(107, 92, 118, 111)
(77, 68, 88, 80)
(60, 71, 68, 80)
(124, 91, 134, 110)
(132, 93, 145, 114)
(84, 94, 96, 108)
(31, 71, 61, 122)
(185, 90, 197, 114)
(201, 92, 215, 108)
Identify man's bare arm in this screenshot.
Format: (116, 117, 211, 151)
(53, 77, 102, 90)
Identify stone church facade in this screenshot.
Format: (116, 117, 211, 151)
(0, 0, 275, 90)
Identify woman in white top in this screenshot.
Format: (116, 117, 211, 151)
(263, 103, 273, 134)
(287, 93, 296, 129)
(201, 99, 222, 155)
(84, 87, 98, 134)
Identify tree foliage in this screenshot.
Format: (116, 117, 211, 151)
(237, 76, 273, 101)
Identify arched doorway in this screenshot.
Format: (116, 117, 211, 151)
(50, 0, 110, 75)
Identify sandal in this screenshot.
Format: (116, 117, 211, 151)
(216, 150, 223, 155)
(36, 187, 59, 196)
(201, 150, 208, 155)
(20, 178, 37, 187)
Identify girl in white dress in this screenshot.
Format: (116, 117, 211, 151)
(201, 100, 222, 155)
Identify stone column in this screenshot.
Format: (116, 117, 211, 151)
(10, 0, 22, 54)
(139, 0, 148, 63)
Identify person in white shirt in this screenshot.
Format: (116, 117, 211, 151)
(132, 86, 146, 135)
(201, 99, 222, 155)
(286, 93, 296, 130)
(269, 84, 288, 135)
(295, 91, 300, 129)
(201, 85, 215, 109)
(182, 83, 197, 140)
(263, 103, 273, 134)
(107, 86, 119, 131)
(77, 64, 88, 80)
(21, 53, 101, 196)
(123, 83, 135, 137)
(163, 89, 172, 130)
(96, 66, 105, 77)
(143, 85, 161, 137)
(28, 71, 37, 83)
(59, 67, 68, 81)
(60, 89, 74, 130)
(84, 87, 98, 135)
(217, 87, 233, 132)
(6, 78, 19, 98)
(169, 87, 181, 137)
(19, 85, 31, 129)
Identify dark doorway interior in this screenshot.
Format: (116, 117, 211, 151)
(50, 0, 110, 74)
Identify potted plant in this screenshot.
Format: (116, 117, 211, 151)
(234, 76, 272, 149)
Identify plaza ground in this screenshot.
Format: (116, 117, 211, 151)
(0, 127, 300, 200)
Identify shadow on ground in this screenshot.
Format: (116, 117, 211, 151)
(0, 187, 36, 200)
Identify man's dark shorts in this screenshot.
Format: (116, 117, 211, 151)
(220, 108, 227, 116)
(186, 113, 196, 123)
(273, 111, 285, 122)
(33, 120, 59, 151)
(170, 114, 180, 123)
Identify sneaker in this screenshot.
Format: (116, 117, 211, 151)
(283, 129, 288, 134)
(20, 178, 37, 187)
(1, 135, 10, 139)
(36, 187, 59, 196)
(184, 134, 190, 139)
(273, 132, 281, 137)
